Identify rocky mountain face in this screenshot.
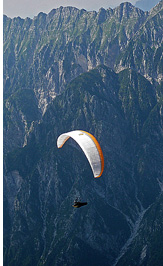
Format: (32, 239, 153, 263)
(116, 1, 163, 83)
(3, 1, 163, 154)
(3, 2, 163, 266)
(116, 194, 163, 265)
(4, 65, 163, 266)
(3, 2, 163, 110)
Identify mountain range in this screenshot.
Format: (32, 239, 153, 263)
(3, 1, 163, 266)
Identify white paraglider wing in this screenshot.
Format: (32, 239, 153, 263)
(57, 130, 104, 178)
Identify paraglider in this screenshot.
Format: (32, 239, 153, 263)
(57, 130, 104, 178)
(57, 130, 104, 207)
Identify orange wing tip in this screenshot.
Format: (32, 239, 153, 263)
(95, 171, 103, 178)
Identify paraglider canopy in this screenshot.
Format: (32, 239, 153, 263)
(57, 130, 104, 178)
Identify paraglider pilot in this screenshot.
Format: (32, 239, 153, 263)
(73, 198, 87, 208)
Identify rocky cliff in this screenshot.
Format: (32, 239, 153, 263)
(4, 65, 163, 266)
(3, 2, 163, 266)
(4, 2, 163, 112)
(4, 2, 163, 155)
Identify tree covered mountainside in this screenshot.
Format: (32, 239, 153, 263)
(3, 2, 163, 266)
